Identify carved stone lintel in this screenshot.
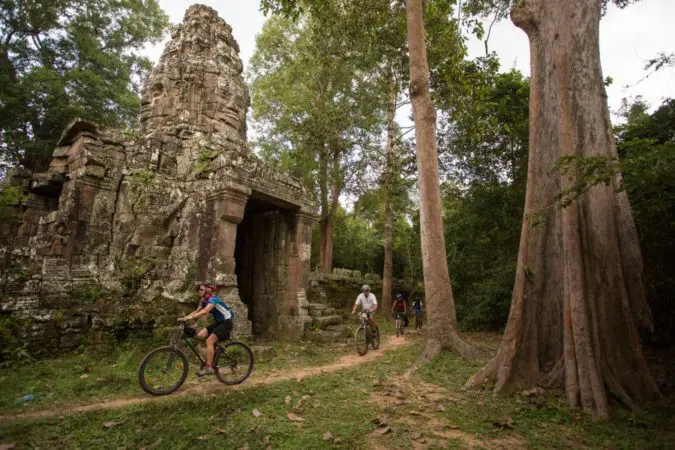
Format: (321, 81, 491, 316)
(208, 188, 250, 224)
(294, 211, 317, 226)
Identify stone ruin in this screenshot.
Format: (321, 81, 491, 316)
(0, 5, 317, 353)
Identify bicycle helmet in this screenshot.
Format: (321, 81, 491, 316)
(361, 284, 370, 292)
(396, 293, 403, 299)
(204, 280, 217, 291)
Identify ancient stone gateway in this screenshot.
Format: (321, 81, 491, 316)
(0, 5, 315, 351)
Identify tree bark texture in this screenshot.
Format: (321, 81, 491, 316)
(464, 0, 660, 419)
(318, 146, 330, 273)
(405, 0, 481, 361)
(382, 75, 397, 314)
(318, 145, 340, 274)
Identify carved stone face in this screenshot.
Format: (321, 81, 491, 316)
(139, 5, 249, 142)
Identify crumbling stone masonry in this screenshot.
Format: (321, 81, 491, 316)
(0, 5, 316, 353)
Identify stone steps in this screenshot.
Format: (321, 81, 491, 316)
(311, 315, 343, 329)
(304, 324, 352, 343)
(307, 302, 337, 317)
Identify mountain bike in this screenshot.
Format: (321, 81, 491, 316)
(394, 312, 404, 337)
(354, 311, 380, 356)
(138, 323, 254, 395)
(413, 310, 423, 330)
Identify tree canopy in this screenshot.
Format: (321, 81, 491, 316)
(0, 0, 169, 173)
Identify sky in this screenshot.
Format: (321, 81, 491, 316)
(144, 0, 675, 118)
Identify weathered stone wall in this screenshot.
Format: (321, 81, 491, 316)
(0, 5, 316, 357)
(307, 269, 417, 311)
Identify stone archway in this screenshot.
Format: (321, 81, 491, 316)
(235, 195, 294, 336)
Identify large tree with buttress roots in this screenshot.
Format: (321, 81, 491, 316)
(463, 0, 661, 419)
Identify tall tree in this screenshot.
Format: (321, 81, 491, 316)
(376, 0, 463, 314)
(365, 0, 410, 313)
(249, 12, 385, 273)
(464, 0, 660, 419)
(381, 76, 398, 312)
(0, 0, 169, 173)
(437, 69, 530, 331)
(260, 0, 483, 358)
(615, 98, 675, 344)
(405, 0, 481, 361)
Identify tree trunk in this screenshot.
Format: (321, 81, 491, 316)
(405, 0, 483, 361)
(320, 145, 341, 274)
(382, 75, 397, 314)
(464, 0, 660, 419)
(318, 145, 330, 273)
(320, 215, 334, 273)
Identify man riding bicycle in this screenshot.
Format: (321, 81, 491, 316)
(392, 293, 407, 334)
(352, 284, 378, 330)
(179, 281, 234, 376)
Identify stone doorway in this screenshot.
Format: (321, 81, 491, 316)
(235, 193, 295, 336)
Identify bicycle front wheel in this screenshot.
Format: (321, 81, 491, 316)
(138, 346, 188, 395)
(371, 327, 380, 350)
(355, 327, 368, 356)
(214, 341, 254, 385)
(395, 319, 401, 337)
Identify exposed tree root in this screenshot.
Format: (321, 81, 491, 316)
(462, 356, 498, 391)
(406, 331, 488, 380)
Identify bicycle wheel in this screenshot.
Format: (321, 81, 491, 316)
(371, 327, 380, 350)
(214, 341, 254, 385)
(395, 318, 401, 337)
(138, 346, 188, 395)
(355, 326, 368, 356)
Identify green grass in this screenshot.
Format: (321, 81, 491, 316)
(1, 377, 375, 449)
(0, 341, 424, 449)
(418, 350, 675, 449)
(1, 332, 673, 449)
(0, 341, 148, 413)
(0, 334, 355, 415)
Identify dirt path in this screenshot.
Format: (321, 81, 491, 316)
(0, 335, 411, 424)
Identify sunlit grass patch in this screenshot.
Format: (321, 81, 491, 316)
(0, 341, 422, 449)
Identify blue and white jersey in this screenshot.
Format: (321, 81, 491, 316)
(208, 295, 233, 322)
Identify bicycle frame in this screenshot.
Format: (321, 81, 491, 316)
(359, 311, 375, 333)
(180, 333, 206, 364)
(171, 325, 214, 367)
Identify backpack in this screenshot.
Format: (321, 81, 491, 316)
(224, 302, 235, 320)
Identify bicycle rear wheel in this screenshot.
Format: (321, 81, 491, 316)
(355, 326, 368, 356)
(138, 346, 188, 395)
(214, 341, 254, 385)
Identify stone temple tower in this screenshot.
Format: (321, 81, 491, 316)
(0, 5, 316, 352)
(140, 5, 250, 144)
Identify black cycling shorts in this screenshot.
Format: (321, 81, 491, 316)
(207, 320, 233, 341)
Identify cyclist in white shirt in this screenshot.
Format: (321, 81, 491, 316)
(352, 284, 378, 330)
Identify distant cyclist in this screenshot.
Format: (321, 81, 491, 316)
(352, 284, 378, 330)
(392, 293, 407, 334)
(179, 281, 234, 376)
(412, 296, 423, 329)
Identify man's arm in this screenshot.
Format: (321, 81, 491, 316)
(182, 304, 214, 321)
(351, 296, 360, 314)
